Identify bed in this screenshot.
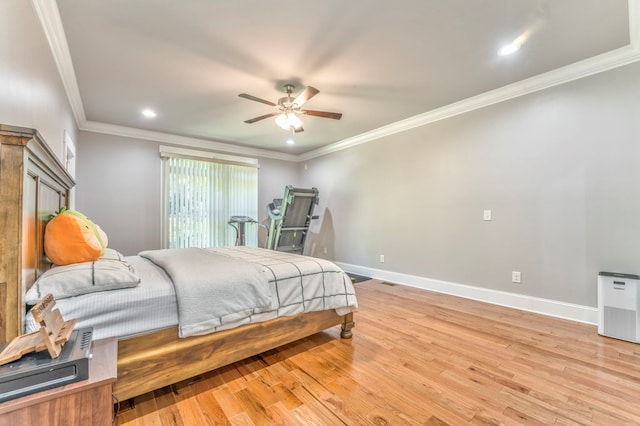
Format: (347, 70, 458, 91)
(0, 124, 357, 401)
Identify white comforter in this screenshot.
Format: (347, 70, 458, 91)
(139, 248, 272, 337)
(207, 246, 357, 317)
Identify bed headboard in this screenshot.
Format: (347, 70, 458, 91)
(0, 124, 74, 344)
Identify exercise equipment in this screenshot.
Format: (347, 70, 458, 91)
(228, 216, 258, 246)
(266, 186, 319, 255)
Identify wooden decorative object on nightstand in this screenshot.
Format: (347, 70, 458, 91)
(0, 294, 76, 366)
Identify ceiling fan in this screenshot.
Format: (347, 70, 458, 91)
(239, 84, 342, 133)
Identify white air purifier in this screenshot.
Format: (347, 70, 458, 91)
(598, 272, 640, 343)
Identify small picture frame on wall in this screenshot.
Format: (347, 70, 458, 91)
(62, 129, 76, 179)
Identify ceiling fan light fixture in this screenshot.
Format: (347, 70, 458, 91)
(240, 84, 340, 132)
(288, 113, 302, 129)
(275, 112, 303, 130)
(275, 113, 291, 130)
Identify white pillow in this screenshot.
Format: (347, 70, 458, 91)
(99, 247, 127, 261)
(25, 248, 140, 304)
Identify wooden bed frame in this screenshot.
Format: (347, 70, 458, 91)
(0, 125, 355, 401)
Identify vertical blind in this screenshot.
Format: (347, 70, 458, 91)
(163, 156, 258, 248)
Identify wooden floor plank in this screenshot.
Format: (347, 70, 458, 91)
(152, 387, 184, 426)
(132, 391, 160, 426)
(115, 280, 640, 425)
(212, 385, 246, 419)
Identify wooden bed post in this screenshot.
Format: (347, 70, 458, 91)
(341, 312, 355, 339)
(0, 129, 32, 344)
(0, 125, 73, 344)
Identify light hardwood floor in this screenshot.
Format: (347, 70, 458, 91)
(114, 280, 640, 425)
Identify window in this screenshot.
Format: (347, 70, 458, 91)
(160, 147, 259, 248)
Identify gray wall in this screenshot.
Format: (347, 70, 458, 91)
(302, 60, 640, 308)
(75, 131, 299, 255)
(0, 1, 77, 159)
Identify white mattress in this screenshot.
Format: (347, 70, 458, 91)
(25, 256, 178, 340)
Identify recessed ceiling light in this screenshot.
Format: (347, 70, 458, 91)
(142, 108, 157, 118)
(497, 42, 521, 56)
(497, 31, 530, 57)
(286, 139, 295, 145)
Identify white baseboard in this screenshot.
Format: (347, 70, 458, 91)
(337, 262, 598, 325)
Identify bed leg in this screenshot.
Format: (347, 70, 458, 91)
(340, 312, 355, 339)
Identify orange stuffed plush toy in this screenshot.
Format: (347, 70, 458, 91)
(44, 207, 108, 265)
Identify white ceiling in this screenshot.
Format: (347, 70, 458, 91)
(41, 1, 637, 158)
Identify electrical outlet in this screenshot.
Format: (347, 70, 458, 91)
(483, 210, 492, 221)
(512, 271, 521, 283)
(379, 254, 385, 263)
(323, 247, 327, 254)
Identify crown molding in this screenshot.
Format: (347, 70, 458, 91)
(631, 0, 640, 47)
(81, 121, 298, 162)
(299, 23, 640, 161)
(31, 0, 86, 126)
(37, 0, 640, 164)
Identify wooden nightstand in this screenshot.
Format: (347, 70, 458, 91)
(0, 337, 117, 425)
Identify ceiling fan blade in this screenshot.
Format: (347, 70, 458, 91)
(244, 112, 280, 124)
(293, 86, 320, 107)
(300, 109, 342, 120)
(238, 93, 277, 107)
